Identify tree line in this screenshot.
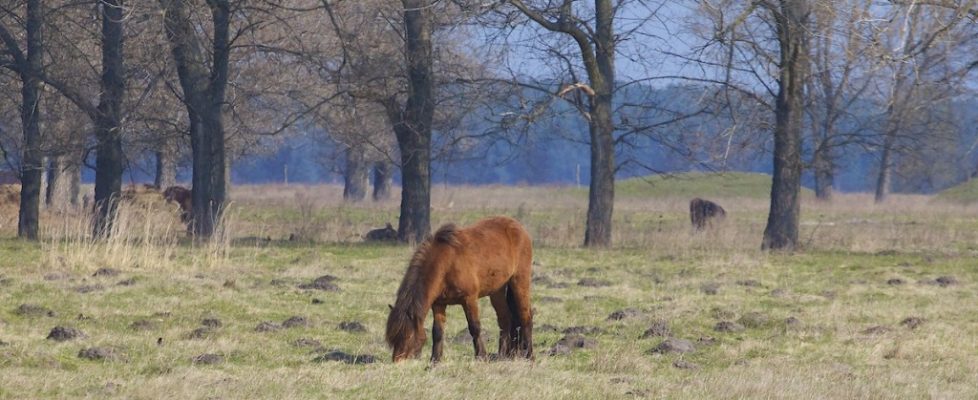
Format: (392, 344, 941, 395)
(1, 0, 976, 250)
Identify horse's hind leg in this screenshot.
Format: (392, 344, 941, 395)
(430, 304, 447, 363)
(462, 296, 488, 360)
(489, 290, 513, 357)
(510, 274, 534, 359)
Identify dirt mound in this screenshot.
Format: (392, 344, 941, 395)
(282, 316, 308, 328)
(578, 278, 612, 288)
(255, 321, 282, 332)
(607, 308, 642, 321)
(47, 326, 85, 341)
(548, 334, 598, 356)
(338, 321, 366, 333)
(650, 338, 695, 354)
(312, 350, 376, 364)
(298, 275, 340, 291)
(78, 347, 126, 361)
(714, 321, 745, 333)
(640, 320, 671, 338)
(15, 304, 55, 318)
(192, 353, 224, 365)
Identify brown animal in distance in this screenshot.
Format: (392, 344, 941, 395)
(690, 198, 726, 230)
(365, 223, 398, 242)
(690, 198, 726, 231)
(162, 186, 192, 223)
(386, 216, 534, 363)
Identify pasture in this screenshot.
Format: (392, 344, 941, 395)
(1, 174, 978, 399)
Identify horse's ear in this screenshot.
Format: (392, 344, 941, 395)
(388, 304, 394, 311)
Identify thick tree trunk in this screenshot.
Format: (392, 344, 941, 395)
(582, 0, 616, 248)
(391, 0, 435, 244)
(812, 144, 834, 201)
(162, 0, 230, 239)
(372, 160, 393, 201)
(92, 0, 126, 238)
(154, 147, 177, 189)
(762, 2, 809, 251)
(17, 0, 43, 240)
(343, 146, 369, 202)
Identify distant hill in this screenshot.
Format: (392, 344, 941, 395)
(934, 178, 978, 204)
(613, 172, 813, 199)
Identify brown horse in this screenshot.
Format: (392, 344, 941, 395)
(162, 186, 192, 223)
(690, 197, 726, 231)
(386, 216, 534, 363)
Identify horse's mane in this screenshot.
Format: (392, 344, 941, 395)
(386, 224, 462, 350)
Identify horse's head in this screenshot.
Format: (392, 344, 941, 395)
(385, 304, 426, 362)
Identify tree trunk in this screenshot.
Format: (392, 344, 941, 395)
(874, 132, 895, 203)
(812, 143, 834, 201)
(161, 0, 230, 239)
(45, 156, 74, 208)
(92, 0, 126, 238)
(762, 2, 809, 251)
(390, 0, 435, 244)
(67, 153, 81, 206)
(582, 0, 616, 248)
(154, 147, 177, 189)
(372, 160, 393, 201)
(17, 0, 43, 240)
(38, 156, 48, 208)
(343, 146, 370, 202)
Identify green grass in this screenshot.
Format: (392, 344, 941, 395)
(1, 185, 978, 399)
(935, 178, 978, 204)
(613, 172, 811, 199)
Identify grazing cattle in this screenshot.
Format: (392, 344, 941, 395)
(386, 216, 534, 363)
(162, 186, 192, 223)
(365, 223, 398, 242)
(690, 198, 726, 231)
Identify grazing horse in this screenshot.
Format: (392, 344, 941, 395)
(162, 186, 192, 224)
(690, 197, 726, 231)
(386, 216, 534, 363)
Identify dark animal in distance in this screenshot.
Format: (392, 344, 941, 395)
(386, 216, 534, 363)
(365, 223, 398, 242)
(690, 198, 726, 230)
(162, 186, 192, 223)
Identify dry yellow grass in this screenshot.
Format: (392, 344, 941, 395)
(0, 184, 976, 399)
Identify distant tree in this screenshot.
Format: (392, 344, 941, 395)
(0, 0, 45, 239)
(697, 0, 812, 250)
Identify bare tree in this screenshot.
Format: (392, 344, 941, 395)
(0, 0, 45, 239)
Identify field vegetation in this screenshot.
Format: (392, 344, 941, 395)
(1, 174, 977, 399)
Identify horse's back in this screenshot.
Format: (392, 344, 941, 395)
(442, 216, 532, 297)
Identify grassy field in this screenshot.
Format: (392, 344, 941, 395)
(2, 173, 978, 399)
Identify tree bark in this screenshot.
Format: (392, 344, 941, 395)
(812, 143, 834, 201)
(874, 130, 895, 203)
(582, 0, 616, 248)
(154, 147, 177, 189)
(161, 0, 230, 239)
(16, 0, 44, 240)
(92, 0, 126, 238)
(45, 155, 74, 208)
(507, 0, 618, 247)
(343, 146, 370, 202)
(761, 1, 809, 251)
(372, 160, 393, 201)
(387, 0, 435, 244)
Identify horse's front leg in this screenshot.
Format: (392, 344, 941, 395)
(431, 304, 447, 363)
(462, 296, 487, 360)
